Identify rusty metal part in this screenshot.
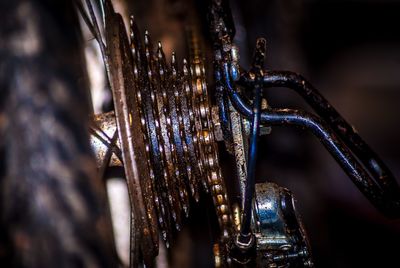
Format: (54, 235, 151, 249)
(84, 0, 400, 266)
(89, 3, 234, 263)
(130, 16, 171, 247)
(181, 59, 203, 201)
(142, 30, 174, 244)
(229, 103, 248, 206)
(155, 42, 184, 231)
(103, 1, 158, 265)
(189, 33, 233, 240)
(167, 52, 190, 217)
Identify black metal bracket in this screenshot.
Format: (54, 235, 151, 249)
(223, 63, 400, 219)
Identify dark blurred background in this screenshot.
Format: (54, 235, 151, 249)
(98, 0, 400, 267)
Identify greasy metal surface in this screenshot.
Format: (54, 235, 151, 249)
(167, 51, 190, 218)
(189, 32, 233, 239)
(239, 38, 265, 242)
(129, 16, 234, 243)
(225, 66, 400, 219)
(90, 111, 123, 172)
(80, 1, 238, 264)
(181, 58, 204, 201)
(208, 0, 400, 220)
(229, 104, 248, 211)
(209, 0, 236, 154)
(155, 42, 184, 231)
(254, 183, 291, 248)
(141, 29, 175, 245)
(87, 0, 400, 266)
(0, 0, 118, 266)
(239, 70, 400, 218)
(208, 0, 400, 266)
(254, 183, 313, 267)
(209, 4, 250, 246)
(130, 17, 171, 248)
(103, 1, 158, 265)
(214, 50, 234, 152)
(3, 0, 399, 267)
(88, 2, 234, 264)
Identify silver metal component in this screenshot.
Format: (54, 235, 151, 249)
(242, 98, 271, 137)
(228, 96, 271, 211)
(254, 182, 313, 267)
(229, 101, 248, 208)
(243, 118, 272, 137)
(254, 183, 292, 249)
(90, 112, 122, 171)
(230, 45, 240, 81)
(212, 106, 224, 141)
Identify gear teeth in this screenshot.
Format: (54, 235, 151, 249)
(130, 25, 173, 245)
(171, 52, 178, 77)
(168, 51, 191, 217)
(156, 41, 167, 76)
(155, 40, 183, 232)
(188, 44, 233, 239)
(126, 23, 232, 247)
(181, 57, 202, 201)
(129, 15, 135, 41)
(144, 30, 150, 44)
